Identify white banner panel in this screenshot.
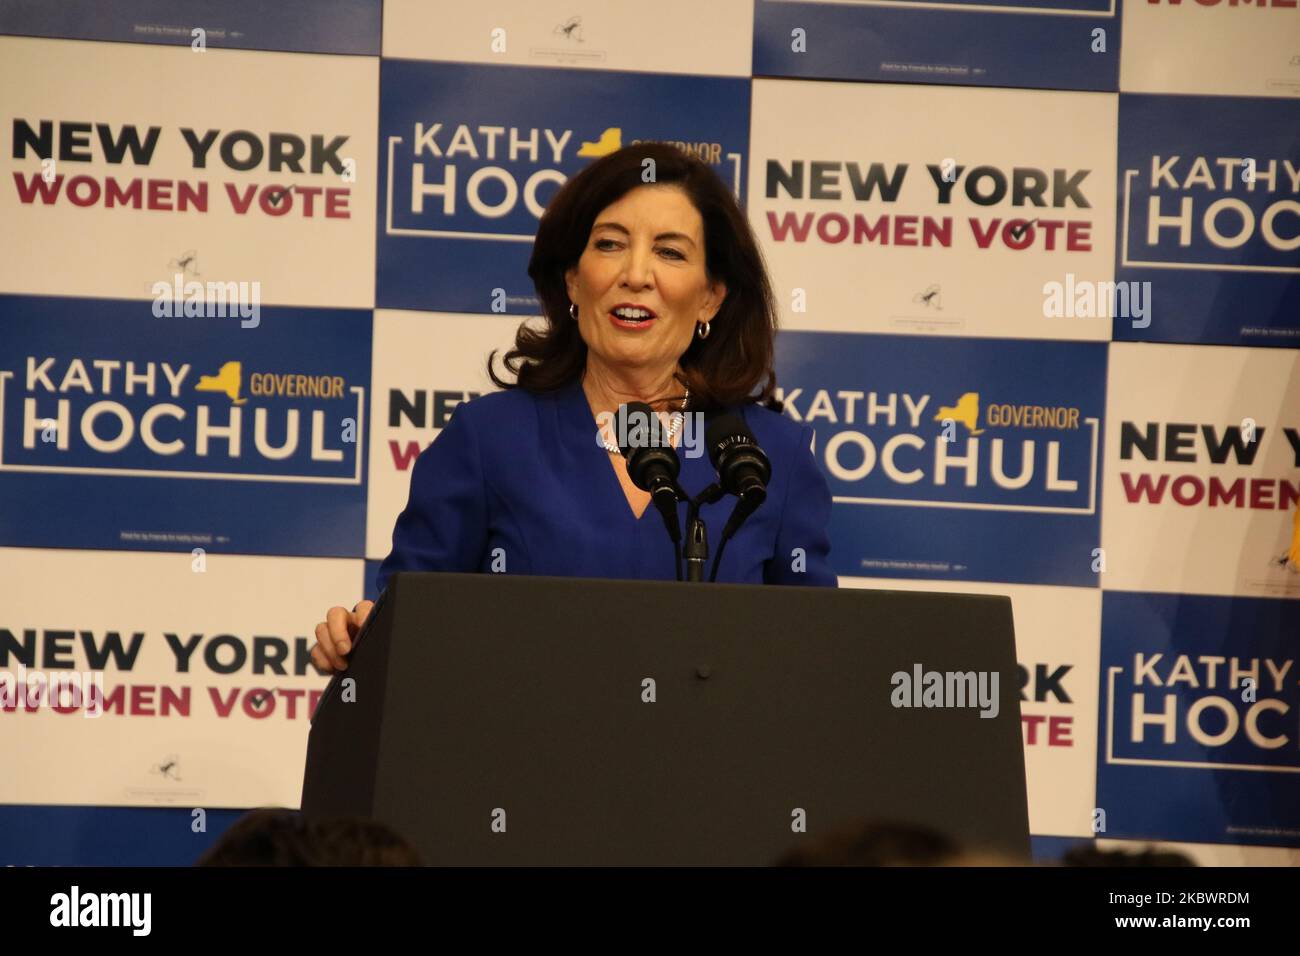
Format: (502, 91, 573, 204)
(0, 548, 361, 807)
(750, 78, 1117, 341)
(1102, 342, 1300, 598)
(1121, 0, 1300, 98)
(0, 36, 377, 307)
(382, 0, 753, 76)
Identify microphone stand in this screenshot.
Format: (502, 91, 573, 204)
(683, 483, 724, 583)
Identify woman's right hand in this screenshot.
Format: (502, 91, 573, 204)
(311, 600, 375, 673)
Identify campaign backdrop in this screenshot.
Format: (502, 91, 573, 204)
(0, 2, 1296, 866)
(1114, 95, 1300, 347)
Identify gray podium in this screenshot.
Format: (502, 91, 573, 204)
(301, 573, 1029, 865)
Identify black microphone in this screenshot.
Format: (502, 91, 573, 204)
(616, 402, 683, 544)
(706, 413, 771, 540)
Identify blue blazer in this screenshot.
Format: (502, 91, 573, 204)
(375, 378, 836, 592)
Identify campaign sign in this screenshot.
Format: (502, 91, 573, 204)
(1115, 94, 1300, 347)
(754, 0, 1120, 92)
(376, 59, 751, 313)
(0, 0, 381, 55)
(0, 547, 361, 808)
(1121, 0, 1300, 99)
(749, 78, 1117, 340)
(0, 294, 370, 557)
(1101, 341, 1300, 600)
(1097, 591, 1300, 848)
(0, 36, 378, 309)
(776, 331, 1107, 587)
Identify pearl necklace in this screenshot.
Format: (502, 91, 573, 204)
(601, 386, 690, 454)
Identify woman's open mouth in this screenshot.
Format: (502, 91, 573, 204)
(608, 305, 657, 329)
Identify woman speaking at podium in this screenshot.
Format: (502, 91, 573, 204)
(312, 143, 835, 673)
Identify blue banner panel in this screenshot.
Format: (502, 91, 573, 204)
(1030, 835, 1094, 865)
(0, 295, 371, 557)
(754, 0, 1120, 91)
(375, 60, 751, 314)
(0, 0, 381, 55)
(776, 331, 1107, 587)
(1097, 591, 1300, 848)
(0, 805, 246, 866)
(1115, 94, 1300, 347)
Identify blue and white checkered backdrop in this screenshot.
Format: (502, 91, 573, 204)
(1, 0, 1297, 865)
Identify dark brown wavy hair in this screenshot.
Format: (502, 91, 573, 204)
(488, 141, 780, 412)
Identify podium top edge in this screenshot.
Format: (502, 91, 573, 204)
(387, 571, 1016, 606)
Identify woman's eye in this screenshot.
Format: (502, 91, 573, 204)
(592, 238, 684, 259)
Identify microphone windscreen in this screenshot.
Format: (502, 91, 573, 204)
(616, 401, 662, 458)
(705, 413, 755, 470)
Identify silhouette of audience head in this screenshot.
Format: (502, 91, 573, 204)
(196, 808, 421, 866)
(776, 820, 964, 867)
(1060, 844, 1195, 867)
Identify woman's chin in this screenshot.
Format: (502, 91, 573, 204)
(597, 344, 660, 369)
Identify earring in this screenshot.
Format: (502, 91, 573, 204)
(569, 303, 578, 320)
(696, 320, 711, 340)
